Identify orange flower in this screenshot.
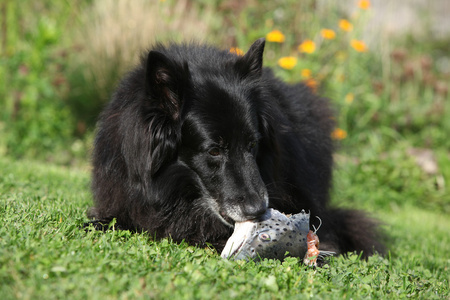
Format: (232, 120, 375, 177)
(331, 128, 347, 140)
(266, 30, 285, 43)
(301, 69, 312, 78)
(305, 78, 318, 93)
(229, 47, 244, 56)
(278, 56, 298, 70)
(358, 0, 370, 9)
(350, 39, 368, 52)
(339, 19, 353, 32)
(320, 29, 336, 40)
(298, 40, 316, 54)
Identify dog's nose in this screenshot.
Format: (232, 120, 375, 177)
(242, 200, 267, 220)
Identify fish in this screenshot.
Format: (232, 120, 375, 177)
(221, 208, 334, 265)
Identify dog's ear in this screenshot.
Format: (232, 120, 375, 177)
(142, 51, 190, 177)
(145, 50, 190, 120)
(235, 38, 265, 79)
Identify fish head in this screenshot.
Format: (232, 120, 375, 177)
(221, 208, 310, 261)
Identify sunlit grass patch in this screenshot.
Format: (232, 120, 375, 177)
(1, 157, 448, 299)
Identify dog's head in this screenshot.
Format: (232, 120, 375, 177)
(141, 39, 270, 226)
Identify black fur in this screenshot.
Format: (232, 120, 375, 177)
(88, 38, 384, 256)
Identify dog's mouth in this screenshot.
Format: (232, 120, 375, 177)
(211, 196, 268, 227)
(220, 210, 235, 227)
(204, 197, 235, 228)
(219, 205, 265, 226)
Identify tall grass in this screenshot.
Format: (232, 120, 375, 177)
(70, 0, 218, 102)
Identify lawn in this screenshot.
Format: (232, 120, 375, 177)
(1, 157, 448, 299)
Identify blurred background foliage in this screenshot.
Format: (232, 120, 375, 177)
(1, 0, 449, 210)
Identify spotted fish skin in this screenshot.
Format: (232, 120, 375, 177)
(221, 208, 310, 261)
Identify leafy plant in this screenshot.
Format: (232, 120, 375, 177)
(0, 1, 85, 163)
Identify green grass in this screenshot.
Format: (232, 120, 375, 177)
(1, 157, 448, 299)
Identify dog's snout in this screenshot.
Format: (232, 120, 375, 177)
(242, 198, 267, 220)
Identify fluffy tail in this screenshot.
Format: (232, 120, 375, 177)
(320, 208, 386, 258)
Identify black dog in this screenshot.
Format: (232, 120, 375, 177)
(88, 38, 384, 256)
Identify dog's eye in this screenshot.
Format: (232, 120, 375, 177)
(208, 148, 221, 157)
(249, 141, 257, 151)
